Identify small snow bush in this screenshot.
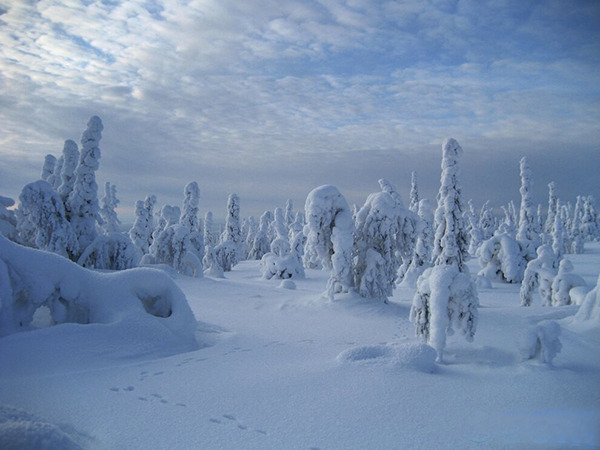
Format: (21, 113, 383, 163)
(574, 274, 600, 324)
(203, 245, 224, 278)
(476, 232, 527, 283)
(521, 321, 562, 365)
(520, 244, 557, 307)
(150, 224, 203, 277)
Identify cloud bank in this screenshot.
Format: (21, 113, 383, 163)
(1, 0, 599, 221)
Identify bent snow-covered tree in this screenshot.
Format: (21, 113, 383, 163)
(305, 185, 354, 300)
(410, 138, 478, 362)
(516, 156, 539, 257)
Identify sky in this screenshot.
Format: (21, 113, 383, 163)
(1, 0, 599, 223)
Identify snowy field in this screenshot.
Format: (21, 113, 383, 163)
(1, 243, 599, 449)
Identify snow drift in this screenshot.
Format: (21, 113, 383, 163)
(0, 235, 197, 350)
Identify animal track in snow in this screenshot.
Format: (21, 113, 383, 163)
(208, 414, 268, 436)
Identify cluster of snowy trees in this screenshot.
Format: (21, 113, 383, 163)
(1, 117, 599, 359)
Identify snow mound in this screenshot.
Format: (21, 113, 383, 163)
(279, 279, 296, 290)
(521, 321, 562, 365)
(337, 342, 437, 373)
(0, 235, 197, 350)
(0, 404, 88, 450)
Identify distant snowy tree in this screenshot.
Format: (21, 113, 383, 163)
(218, 194, 243, 269)
(244, 216, 258, 259)
(18, 180, 78, 259)
(498, 203, 517, 237)
(478, 201, 496, 240)
(409, 171, 419, 213)
(66, 116, 103, 255)
(551, 205, 566, 260)
(248, 211, 271, 260)
(57, 140, 80, 205)
(155, 205, 181, 236)
(466, 200, 483, 255)
(41, 154, 57, 182)
(288, 211, 305, 241)
(203, 211, 216, 247)
(99, 182, 121, 234)
(581, 196, 598, 242)
(570, 196, 584, 254)
(520, 244, 558, 307)
(78, 232, 139, 270)
(544, 182, 558, 235)
(148, 224, 203, 277)
(284, 199, 295, 229)
(476, 233, 527, 284)
(410, 139, 478, 363)
(180, 181, 204, 264)
(129, 195, 156, 255)
(305, 185, 355, 300)
(203, 245, 224, 278)
(400, 199, 435, 288)
(516, 156, 539, 257)
(0, 196, 17, 241)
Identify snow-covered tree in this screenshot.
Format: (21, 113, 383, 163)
(47, 155, 64, 189)
(284, 199, 295, 229)
(520, 244, 557, 307)
(410, 139, 478, 362)
(0, 195, 17, 241)
(149, 224, 203, 277)
(570, 196, 584, 254)
(400, 199, 435, 287)
(66, 116, 103, 255)
(218, 194, 243, 270)
(409, 171, 419, 213)
(18, 180, 78, 259)
(516, 156, 539, 257)
(581, 196, 598, 242)
(476, 233, 527, 284)
(203, 245, 224, 278)
(203, 211, 216, 247)
(129, 195, 156, 255)
(304, 185, 355, 300)
(544, 182, 558, 235)
(41, 154, 57, 182)
(99, 182, 121, 234)
(521, 321, 562, 365)
(248, 211, 271, 260)
(466, 200, 483, 255)
(180, 181, 204, 264)
(288, 211, 305, 241)
(478, 201, 496, 240)
(57, 140, 80, 204)
(354, 191, 404, 301)
(243, 216, 258, 259)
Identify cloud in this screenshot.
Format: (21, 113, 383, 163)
(0, 0, 598, 222)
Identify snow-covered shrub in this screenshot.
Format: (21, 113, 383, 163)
(213, 239, 238, 272)
(260, 252, 305, 280)
(410, 138, 478, 362)
(0, 234, 197, 347)
(66, 116, 103, 254)
(476, 233, 527, 283)
(521, 321, 562, 365)
(18, 180, 78, 259)
(0, 195, 17, 241)
(150, 224, 203, 277)
(304, 185, 355, 300)
(77, 232, 139, 270)
(99, 182, 121, 234)
(248, 211, 271, 260)
(550, 259, 586, 306)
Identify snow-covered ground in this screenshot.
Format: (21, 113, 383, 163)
(1, 246, 599, 449)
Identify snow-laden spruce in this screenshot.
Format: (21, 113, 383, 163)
(215, 194, 242, 271)
(410, 139, 478, 363)
(304, 185, 354, 300)
(520, 244, 558, 307)
(18, 180, 79, 259)
(99, 182, 121, 234)
(550, 259, 586, 306)
(0, 234, 197, 347)
(57, 140, 80, 204)
(353, 188, 416, 301)
(0, 195, 17, 241)
(65, 116, 103, 255)
(41, 154, 57, 182)
(516, 156, 539, 257)
(400, 199, 434, 287)
(78, 232, 139, 270)
(129, 194, 156, 255)
(179, 181, 204, 264)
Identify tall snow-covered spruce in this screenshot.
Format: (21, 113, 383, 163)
(516, 156, 539, 256)
(66, 116, 103, 256)
(410, 138, 478, 363)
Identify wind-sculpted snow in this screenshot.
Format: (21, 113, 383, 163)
(0, 235, 197, 350)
